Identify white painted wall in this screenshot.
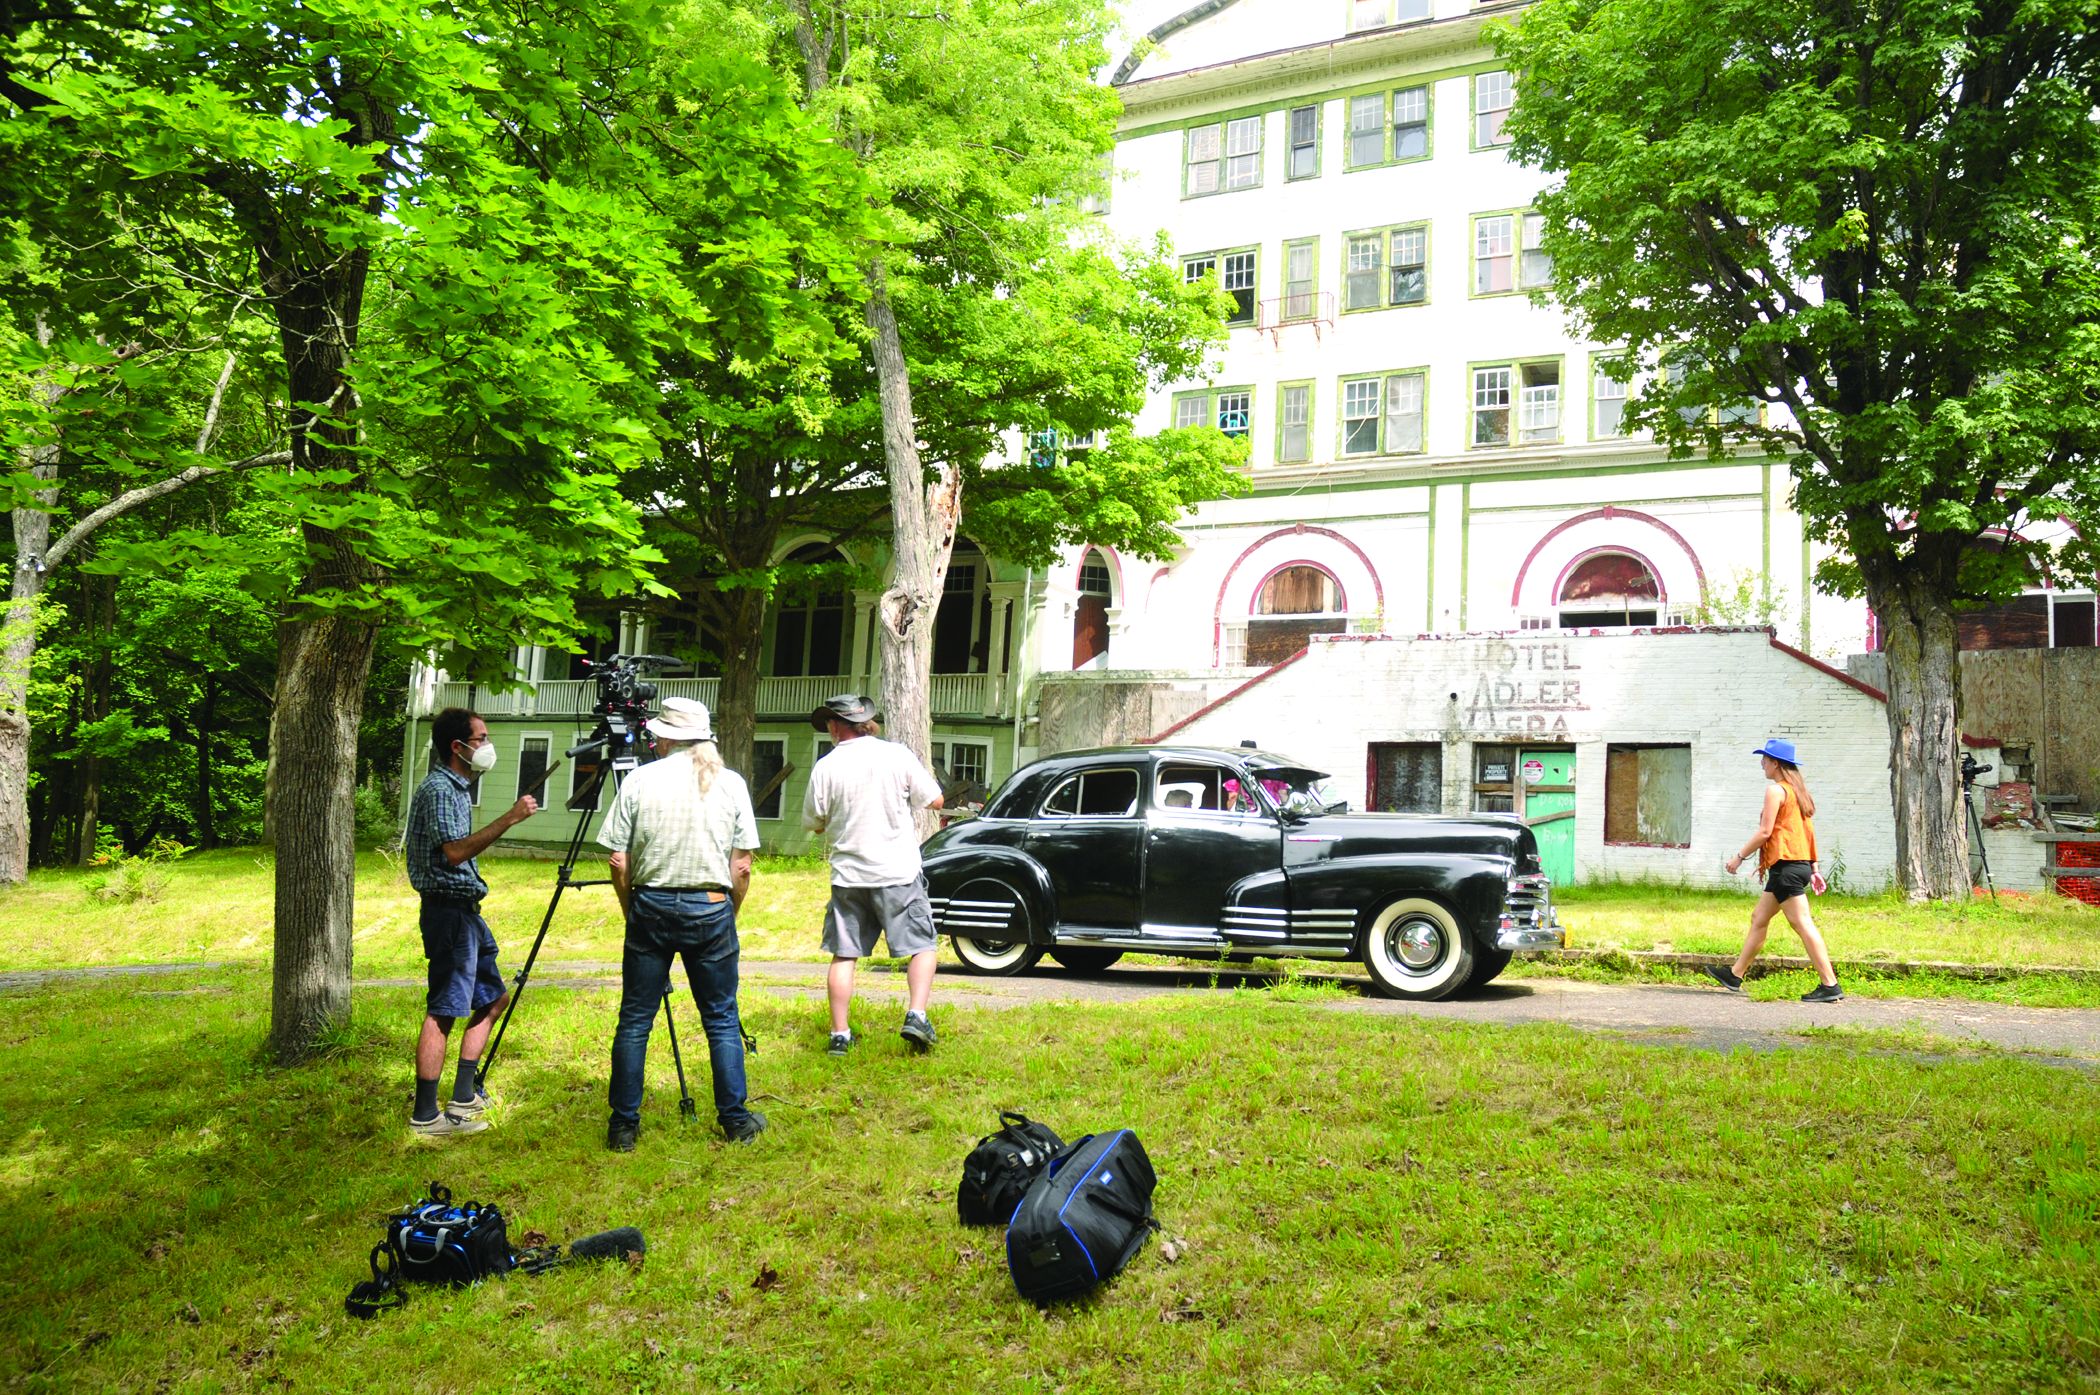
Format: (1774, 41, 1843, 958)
(1152, 627, 1902, 889)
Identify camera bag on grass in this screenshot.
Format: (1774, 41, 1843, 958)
(386, 1181, 515, 1286)
(958, 1111, 1066, 1226)
(1005, 1129, 1159, 1303)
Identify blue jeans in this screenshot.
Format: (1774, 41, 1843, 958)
(608, 889, 753, 1131)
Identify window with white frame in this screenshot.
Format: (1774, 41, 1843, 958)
(1341, 372, 1424, 457)
(1593, 359, 1631, 437)
(1283, 238, 1317, 319)
(751, 739, 785, 819)
(1472, 366, 1512, 446)
(1347, 94, 1385, 167)
(1186, 116, 1263, 195)
(1216, 389, 1252, 438)
(946, 740, 989, 789)
(1344, 224, 1427, 311)
(1287, 104, 1320, 179)
(516, 734, 551, 808)
(1184, 249, 1256, 325)
(1474, 70, 1514, 147)
(1173, 394, 1208, 429)
(1518, 362, 1561, 444)
(1392, 85, 1429, 160)
(1278, 382, 1312, 463)
(1349, 0, 1431, 32)
(1520, 212, 1552, 288)
(1474, 214, 1514, 294)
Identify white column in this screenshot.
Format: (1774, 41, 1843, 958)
(850, 589, 881, 689)
(986, 582, 1024, 716)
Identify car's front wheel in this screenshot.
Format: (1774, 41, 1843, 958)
(1048, 946, 1124, 974)
(1360, 896, 1474, 1001)
(950, 935, 1042, 975)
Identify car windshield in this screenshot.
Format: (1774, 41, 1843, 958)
(1246, 767, 1339, 816)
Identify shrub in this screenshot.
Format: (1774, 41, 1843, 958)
(85, 837, 192, 906)
(354, 780, 401, 850)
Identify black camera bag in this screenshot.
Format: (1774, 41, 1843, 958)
(958, 1111, 1066, 1226)
(1005, 1130, 1158, 1303)
(386, 1182, 514, 1286)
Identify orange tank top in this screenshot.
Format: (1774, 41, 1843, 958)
(1762, 782, 1816, 871)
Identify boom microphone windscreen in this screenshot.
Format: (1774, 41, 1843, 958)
(565, 1227, 646, 1264)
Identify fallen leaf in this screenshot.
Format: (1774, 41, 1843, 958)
(507, 1302, 536, 1319)
(1160, 1241, 1182, 1263)
(176, 1304, 202, 1326)
(518, 1230, 550, 1248)
(956, 1245, 980, 1263)
(751, 1263, 780, 1293)
(623, 1249, 646, 1273)
(1159, 1299, 1204, 1323)
(145, 1241, 169, 1262)
(643, 1337, 665, 1358)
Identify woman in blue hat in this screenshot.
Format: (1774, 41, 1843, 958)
(1705, 739, 1844, 1002)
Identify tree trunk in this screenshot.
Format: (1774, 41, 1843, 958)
(711, 587, 768, 782)
(864, 263, 959, 837)
(195, 673, 218, 850)
(71, 571, 114, 865)
(1870, 575, 1968, 900)
(268, 605, 379, 1060)
(1, 340, 62, 885)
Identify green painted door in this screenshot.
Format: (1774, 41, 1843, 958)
(1520, 747, 1577, 886)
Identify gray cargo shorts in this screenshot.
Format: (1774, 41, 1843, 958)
(822, 876, 940, 959)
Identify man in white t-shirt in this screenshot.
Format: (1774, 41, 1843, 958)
(803, 693, 945, 1055)
(597, 697, 764, 1151)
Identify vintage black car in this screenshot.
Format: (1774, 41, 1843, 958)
(920, 745, 1564, 1000)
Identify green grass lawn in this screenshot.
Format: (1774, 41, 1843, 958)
(1, 969, 2093, 1393)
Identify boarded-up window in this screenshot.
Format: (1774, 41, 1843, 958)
(1256, 565, 1340, 615)
(751, 739, 786, 819)
(2056, 596, 2096, 648)
(1605, 744, 1691, 846)
(1245, 617, 1345, 667)
(1370, 742, 1442, 813)
(1956, 594, 2049, 650)
(1472, 743, 1516, 814)
(516, 735, 550, 807)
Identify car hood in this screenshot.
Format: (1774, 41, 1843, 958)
(1280, 812, 1535, 868)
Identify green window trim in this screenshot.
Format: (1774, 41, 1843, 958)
(1285, 102, 1323, 181)
(1119, 59, 1523, 143)
(1182, 245, 1262, 328)
(1280, 236, 1321, 324)
(1468, 207, 1550, 299)
(1340, 221, 1431, 314)
(1469, 69, 1515, 152)
(1182, 112, 1267, 199)
(1466, 355, 1566, 450)
(1173, 384, 1257, 441)
(1662, 354, 1770, 432)
(1342, 82, 1435, 172)
(1335, 367, 1430, 459)
(1275, 379, 1316, 464)
(1587, 350, 1634, 442)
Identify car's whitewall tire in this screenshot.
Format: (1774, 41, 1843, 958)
(1360, 896, 1474, 1001)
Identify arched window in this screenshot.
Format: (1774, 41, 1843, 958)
(1073, 550, 1113, 669)
(933, 541, 999, 674)
(1558, 552, 1660, 628)
(770, 544, 848, 677)
(1246, 564, 1344, 665)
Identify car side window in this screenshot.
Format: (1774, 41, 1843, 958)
(1154, 762, 1268, 816)
(1039, 768, 1139, 819)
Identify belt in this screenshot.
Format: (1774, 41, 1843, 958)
(421, 892, 485, 910)
(640, 885, 729, 902)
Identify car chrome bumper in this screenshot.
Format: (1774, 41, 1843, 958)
(1495, 872, 1565, 951)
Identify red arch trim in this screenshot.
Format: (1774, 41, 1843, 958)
(1509, 506, 1708, 609)
(1212, 524, 1385, 666)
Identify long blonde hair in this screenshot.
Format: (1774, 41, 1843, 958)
(663, 739, 722, 797)
(1771, 759, 1815, 819)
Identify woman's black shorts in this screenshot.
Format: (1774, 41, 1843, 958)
(1763, 860, 1813, 902)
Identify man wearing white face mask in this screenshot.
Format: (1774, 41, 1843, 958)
(402, 706, 539, 1137)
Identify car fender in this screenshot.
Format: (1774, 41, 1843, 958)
(922, 845, 1056, 945)
(1284, 853, 1514, 943)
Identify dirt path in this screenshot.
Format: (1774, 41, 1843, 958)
(12, 957, 2086, 1060)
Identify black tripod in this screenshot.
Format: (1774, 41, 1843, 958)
(1961, 753, 1997, 902)
(477, 713, 699, 1124)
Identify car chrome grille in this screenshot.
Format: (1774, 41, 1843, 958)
(1500, 872, 1554, 929)
(1219, 906, 1358, 943)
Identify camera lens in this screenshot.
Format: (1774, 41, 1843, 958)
(636, 682, 657, 701)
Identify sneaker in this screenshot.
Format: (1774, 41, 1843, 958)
(723, 1110, 768, 1144)
(447, 1088, 492, 1119)
(900, 1010, 936, 1052)
(410, 1109, 488, 1139)
(826, 1031, 857, 1057)
(1702, 963, 1745, 993)
(607, 1119, 639, 1153)
(1800, 981, 1845, 1003)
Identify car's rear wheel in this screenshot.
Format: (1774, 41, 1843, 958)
(1463, 946, 1514, 992)
(1360, 896, 1474, 1001)
(1048, 946, 1124, 974)
(944, 879, 1043, 976)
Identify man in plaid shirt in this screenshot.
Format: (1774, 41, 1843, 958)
(403, 706, 540, 1138)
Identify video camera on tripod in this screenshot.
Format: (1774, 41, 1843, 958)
(1960, 752, 1996, 899)
(566, 653, 688, 773)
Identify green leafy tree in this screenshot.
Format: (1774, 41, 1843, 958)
(2, 0, 809, 1058)
(1496, 0, 2100, 899)
(784, 0, 1241, 798)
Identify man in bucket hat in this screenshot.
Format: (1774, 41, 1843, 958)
(597, 696, 766, 1150)
(803, 693, 945, 1055)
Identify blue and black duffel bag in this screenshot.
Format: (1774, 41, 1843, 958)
(1005, 1130, 1159, 1303)
(385, 1181, 515, 1287)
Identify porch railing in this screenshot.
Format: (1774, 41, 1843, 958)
(424, 670, 1003, 720)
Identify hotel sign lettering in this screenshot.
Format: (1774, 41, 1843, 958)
(1464, 640, 1591, 736)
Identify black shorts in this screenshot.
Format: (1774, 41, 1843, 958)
(1763, 860, 1813, 902)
